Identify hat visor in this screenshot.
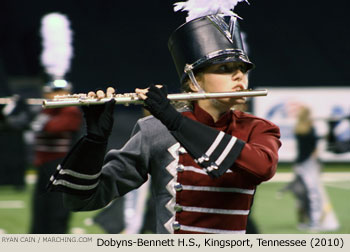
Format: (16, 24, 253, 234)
(181, 53, 255, 83)
(200, 54, 255, 72)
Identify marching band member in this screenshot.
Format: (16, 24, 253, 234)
(0, 60, 34, 189)
(48, 0, 281, 234)
(30, 13, 82, 233)
(279, 106, 340, 232)
(30, 80, 82, 233)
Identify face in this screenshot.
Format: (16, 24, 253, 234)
(192, 62, 249, 111)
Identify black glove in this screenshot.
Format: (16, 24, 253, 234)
(82, 99, 115, 141)
(143, 85, 183, 131)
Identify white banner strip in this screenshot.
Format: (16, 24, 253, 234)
(0, 234, 349, 252)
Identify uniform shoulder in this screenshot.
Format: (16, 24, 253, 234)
(133, 116, 174, 146)
(233, 110, 279, 128)
(136, 115, 167, 132)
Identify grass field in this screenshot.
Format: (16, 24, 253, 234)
(0, 163, 349, 234)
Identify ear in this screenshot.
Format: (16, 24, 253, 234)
(188, 77, 203, 92)
(188, 81, 198, 92)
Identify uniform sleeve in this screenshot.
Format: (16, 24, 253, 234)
(62, 122, 150, 211)
(234, 122, 281, 182)
(171, 117, 246, 178)
(171, 117, 280, 179)
(47, 136, 107, 196)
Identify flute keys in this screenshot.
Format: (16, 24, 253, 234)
(106, 87, 116, 97)
(53, 93, 88, 100)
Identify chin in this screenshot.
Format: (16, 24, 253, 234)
(226, 97, 246, 105)
(235, 98, 246, 104)
(213, 98, 244, 109)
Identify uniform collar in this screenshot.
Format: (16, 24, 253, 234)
(193, 103, 233, 128)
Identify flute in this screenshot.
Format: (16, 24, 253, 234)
(42, 89, 268, 109)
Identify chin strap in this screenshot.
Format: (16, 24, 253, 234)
(185, 64, 205, 93)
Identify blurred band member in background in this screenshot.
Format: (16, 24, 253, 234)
(279, 106, 339, 232)
(0, 58, 34, 190)
(30, 80, 82, 233)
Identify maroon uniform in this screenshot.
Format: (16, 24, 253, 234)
(34, 107, 82, 166)
(30, 106, 82, 234)
(172, 104, 280, 233)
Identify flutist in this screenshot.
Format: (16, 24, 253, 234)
(48, 1, 281, 234)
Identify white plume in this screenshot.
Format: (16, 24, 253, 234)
(174, 0, 248, 22)
(40, 13, 73, 79)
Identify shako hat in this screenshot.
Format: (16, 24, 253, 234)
(168, 0, 254, 83)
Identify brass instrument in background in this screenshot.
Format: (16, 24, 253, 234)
(41, 89, 268, 109)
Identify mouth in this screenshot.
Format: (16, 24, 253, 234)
(232, 84, 247, 92)
(232, 87, 246, 101)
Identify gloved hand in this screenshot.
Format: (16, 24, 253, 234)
(82, 99, 115, 141)
(142, 85, 183, 131)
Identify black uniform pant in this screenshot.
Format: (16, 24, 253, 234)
(30, 158, 71, 234)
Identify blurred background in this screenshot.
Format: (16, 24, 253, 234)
(0, 0, 349, 234)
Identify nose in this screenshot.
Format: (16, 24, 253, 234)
(231, 71, 247, 90)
